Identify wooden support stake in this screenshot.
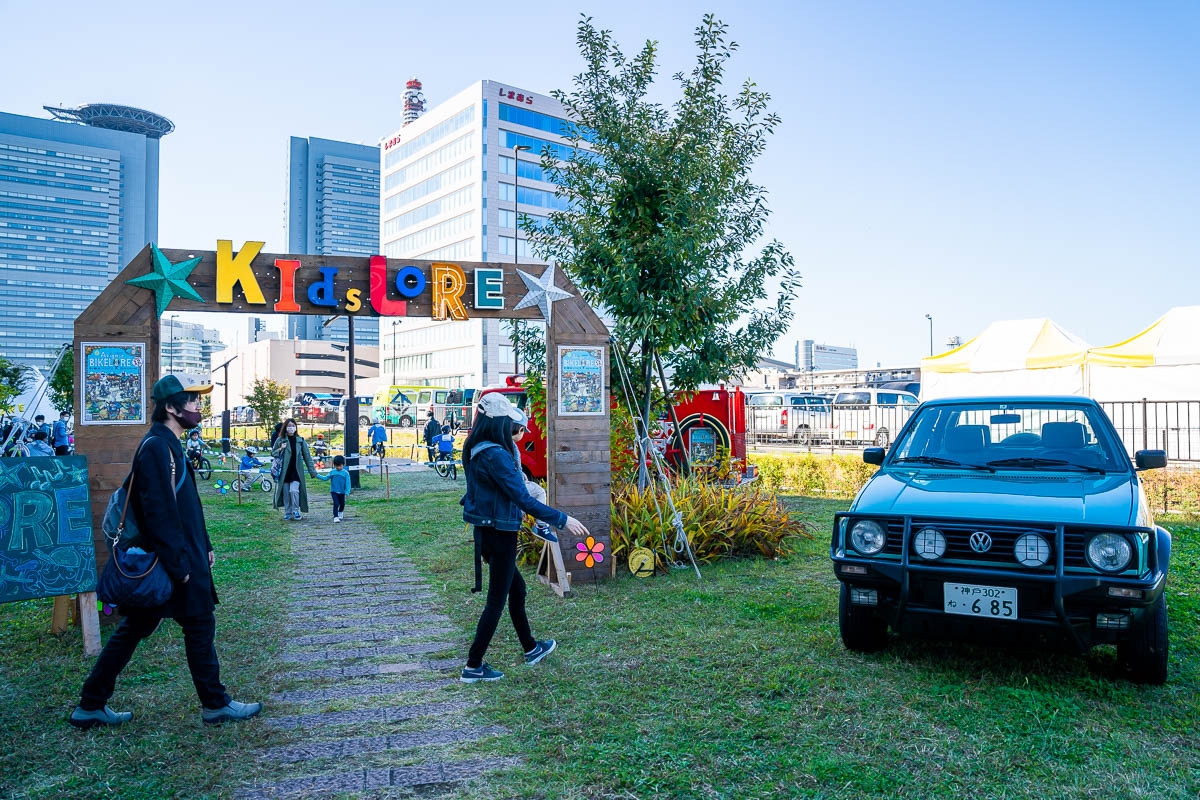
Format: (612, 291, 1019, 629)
(51, 595, 71, 634)
(385, 463, 390, 499)
(536, 541, 572, 598)
(78, 591, 101, 657)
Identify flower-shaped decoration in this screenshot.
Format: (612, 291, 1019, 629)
(213, 479, 230, 495)
(575, 536, 605, 568)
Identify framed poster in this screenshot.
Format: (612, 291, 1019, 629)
(81, 342, 146, 425)
(557, 345, 605, 416)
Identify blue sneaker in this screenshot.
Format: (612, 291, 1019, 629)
(524, 639, 557, 665)
(460, 663, 504, 683)
(532, 523, 558, 544)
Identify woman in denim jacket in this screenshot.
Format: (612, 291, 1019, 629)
(459, 393, 589, 683)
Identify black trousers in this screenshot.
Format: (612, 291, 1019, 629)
(467, 527, 535, 668)
(331, 492, 346, 516)
(79, 611, 231, 710)
(54, 445, 69, 456)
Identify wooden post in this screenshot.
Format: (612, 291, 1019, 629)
(385, 463, 390, 499)
(78, 591, 101, 656)
(51, 596, 71, 634)
(536, 540, 572, 598)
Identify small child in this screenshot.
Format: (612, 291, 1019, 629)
(434, 424, 455, 460)
(317, 454, 351, 522)
(238, 447, 262, 483)
(511, 412, 557, 544)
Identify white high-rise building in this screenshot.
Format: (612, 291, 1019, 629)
(378, 80, 580, 389)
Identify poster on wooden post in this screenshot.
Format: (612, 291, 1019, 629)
(557, 345, 605, 416)
(80, 343, 146, 425)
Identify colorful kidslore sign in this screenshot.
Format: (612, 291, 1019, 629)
(124, 241, 573, 324)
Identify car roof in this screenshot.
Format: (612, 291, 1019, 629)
(920, 395, 1100, 407)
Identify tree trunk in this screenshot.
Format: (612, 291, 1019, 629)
(637, 341, 655, 490)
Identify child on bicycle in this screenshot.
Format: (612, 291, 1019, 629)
(433, 424, 455, 463)
(238, 447, 262, 484)
(186, 429, 204, 464)
(317, 454, 351, 522)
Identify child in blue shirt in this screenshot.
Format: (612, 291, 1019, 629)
(433, 425, 456, 460)
(238, 447, 262, 484)
(317, 454, 351, 522)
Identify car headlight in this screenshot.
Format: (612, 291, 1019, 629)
(1014, 532, 1051, 568)
(850, 520, 887, 555)
(1086, 533, 1133, 573)
(913, 527, 946, 560)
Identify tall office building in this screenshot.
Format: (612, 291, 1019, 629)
(160, 317, 225, 380)
(800, 339, 859, 371)
(285, 136, 380, 347)
(0, 104, 170, 368)
(378, 80, 580, 388)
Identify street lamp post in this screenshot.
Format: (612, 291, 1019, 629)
(925, 314, 933, 357)
(168, 314, 179, 375)
(213, 354, 238, 455)
(511, 143, 531, 377)
(391, 319, 400, 385)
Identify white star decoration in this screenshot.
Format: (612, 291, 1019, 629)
(514, 264, 574, 327)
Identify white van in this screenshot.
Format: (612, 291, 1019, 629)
(747, 392, 832, 443)
(830, 388, 919, 447)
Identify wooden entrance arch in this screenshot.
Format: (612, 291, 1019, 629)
(74, 242, 611, 593)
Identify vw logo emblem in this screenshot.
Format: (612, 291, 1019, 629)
(969, 531, 993, 553)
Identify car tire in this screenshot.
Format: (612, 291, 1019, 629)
(874, 429, 890, 448)
(838, 583, 889, 652)
(359, 416, 371, 427)
(1117, 595, 1168, 685)
(795, 426, 811, 445)
(400, 416, 414, 428)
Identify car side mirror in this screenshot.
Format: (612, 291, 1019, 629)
(1135, 450, 1167, 470)
(863, 447, 885, 465)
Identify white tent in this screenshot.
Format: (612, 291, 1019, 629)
(921, 318, 1090, 400)
(9, 368, 58, 422)
(1087, 306, 1200, 401)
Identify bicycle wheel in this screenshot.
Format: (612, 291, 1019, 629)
(231, 479, 244, 492)
(260, 477, 273, 493)
(451, 463, 458, 481)
(198, 457, 212, 480)
(434, 460, 451, 478)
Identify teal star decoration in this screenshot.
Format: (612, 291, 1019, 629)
(125, 243, 205, 317)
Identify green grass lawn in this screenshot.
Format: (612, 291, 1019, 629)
(1, 470, 1196, 799)
(361, 483, 1200, 800)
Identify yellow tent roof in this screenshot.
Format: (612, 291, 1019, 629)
(1088, 306, 1200, 367)
(922, 318, 1090, 374)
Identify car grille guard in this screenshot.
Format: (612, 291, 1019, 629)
(831, 513, 1161, 654)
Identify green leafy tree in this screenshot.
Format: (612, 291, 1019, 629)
(245, 377, 291, 429)
(529, 14, 800, 463)
(0, 357, 32, 415)
(48, 347, 74, 415)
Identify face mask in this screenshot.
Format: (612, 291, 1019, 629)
(177, 409, 203, 429)
(287, 426, 297, 435)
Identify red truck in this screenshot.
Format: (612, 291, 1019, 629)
(477, 377, 750, 481)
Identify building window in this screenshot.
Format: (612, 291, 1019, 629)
(383, 158, 475, 214)
(383, 106, 476, 169)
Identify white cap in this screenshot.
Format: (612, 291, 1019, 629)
(478, 392, 527, 427)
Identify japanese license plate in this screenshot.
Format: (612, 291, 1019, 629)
(943, 582, 1017, 619)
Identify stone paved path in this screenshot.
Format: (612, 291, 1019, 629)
(237, 499, 513, 799)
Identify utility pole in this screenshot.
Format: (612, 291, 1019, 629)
(325, 315, 360, 488)
(168, 314, 179, 375)
(925, 314, 933, 357)
(213, 354, 238, 455)
(511, 143, 530, 378)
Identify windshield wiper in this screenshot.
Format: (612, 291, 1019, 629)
(985, 457, 1106, 474)
(891, 456, 994, 472)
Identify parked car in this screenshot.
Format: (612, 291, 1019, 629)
(746, 392, 831, 443)
(830, 395, 1171, 683)
(830, 388, 919, 448)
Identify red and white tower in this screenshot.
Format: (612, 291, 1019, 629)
(403, 78, 426, 126)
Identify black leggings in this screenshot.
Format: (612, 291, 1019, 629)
(467, 527, 535, 668)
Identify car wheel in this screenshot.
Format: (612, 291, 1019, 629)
(838, 583, 889, 652)
(359, 416, 371, 427)
(400, 416, 414, 428)
(874, 429, 890, 448)
(1117, 595, 1168, 685)
(795, 426, 811, 445)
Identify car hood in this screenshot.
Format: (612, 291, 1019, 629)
(853, 469, 1137, 526)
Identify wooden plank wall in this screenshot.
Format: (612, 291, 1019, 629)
(545, 294, 612, 583)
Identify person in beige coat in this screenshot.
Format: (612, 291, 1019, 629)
(271, 418, 319, 520)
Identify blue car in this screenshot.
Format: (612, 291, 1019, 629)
(830, 396, 1171, 684)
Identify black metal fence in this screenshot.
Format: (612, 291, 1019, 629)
(1099, 399, 1200, 463)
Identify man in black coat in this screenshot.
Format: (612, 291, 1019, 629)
(70, 376, 262, 729)
(423, 413, 440, 463)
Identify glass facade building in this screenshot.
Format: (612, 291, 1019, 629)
(285, 136, 380, 346)
(0, 110, 164, 368)
(377, 80, 583, 388)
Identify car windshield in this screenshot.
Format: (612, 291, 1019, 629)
(888, 401, 1128, 472)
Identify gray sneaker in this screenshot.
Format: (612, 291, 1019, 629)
(460, 663, 504, 683)
(69, 705, 132, 729)
(201, 699, 263, 725)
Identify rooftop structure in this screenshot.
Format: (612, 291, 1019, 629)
(43, 103, 175, 139)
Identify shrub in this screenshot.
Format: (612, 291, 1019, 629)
(609, 477, 811, 572)
(750, 452, 876, 498)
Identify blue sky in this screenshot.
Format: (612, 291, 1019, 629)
(3, 0, 1197, 368)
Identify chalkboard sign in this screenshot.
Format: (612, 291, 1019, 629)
(0, 456, 97, 604)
